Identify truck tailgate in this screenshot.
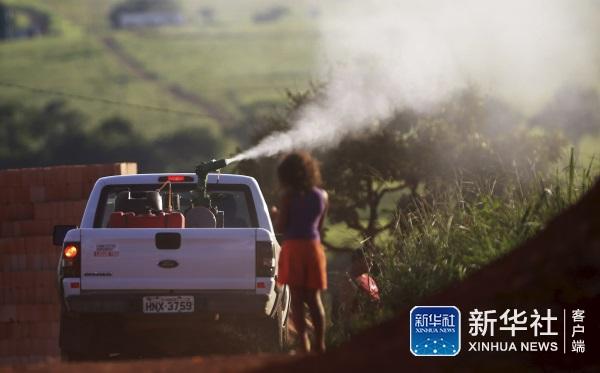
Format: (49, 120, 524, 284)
(80, 228, 257, 290)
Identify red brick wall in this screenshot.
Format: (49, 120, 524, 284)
(0, 163, 137, 363)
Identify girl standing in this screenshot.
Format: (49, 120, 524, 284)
(276, 151, 328, 354)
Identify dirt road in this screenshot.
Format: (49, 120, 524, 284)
(0, 355, 292, 373)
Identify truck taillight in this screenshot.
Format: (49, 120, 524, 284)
(63, 245, 78, 258)
(256, 241, 275, 277)
(61, 242, 81, 278)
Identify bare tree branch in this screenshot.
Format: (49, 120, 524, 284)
(378, 184, 406, 198)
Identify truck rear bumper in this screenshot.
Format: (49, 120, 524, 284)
(65, 290, 272, 316)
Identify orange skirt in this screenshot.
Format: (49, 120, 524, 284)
(277, 239, 327, 290)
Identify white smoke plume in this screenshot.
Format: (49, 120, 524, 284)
(229, 0, 599, 163)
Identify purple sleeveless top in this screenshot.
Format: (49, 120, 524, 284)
(284, 187, 326, 241)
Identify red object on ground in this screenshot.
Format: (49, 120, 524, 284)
(107, 211, 185, 228)
(354, 273, 380, 301)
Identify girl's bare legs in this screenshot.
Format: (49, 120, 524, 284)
(306, 289, 326, 353)
(290, 286, 310, 353)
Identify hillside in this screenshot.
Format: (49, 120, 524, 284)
(0, 0, 318, 142)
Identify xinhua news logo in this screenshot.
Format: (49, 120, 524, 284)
(410, 306, 461, 357)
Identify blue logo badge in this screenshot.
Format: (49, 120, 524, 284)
(410, 306, 461, 356)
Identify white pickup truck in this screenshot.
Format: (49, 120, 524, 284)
(53, 172, 289, 359)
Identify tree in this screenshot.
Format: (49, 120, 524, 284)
(153, 126, 226, 172)
(0, 99, 226, 173)
(235, 90, 313, 204)
(235, 88, 567, 249)
(320, 115, 417, 245)
(530, 86, 600, 142)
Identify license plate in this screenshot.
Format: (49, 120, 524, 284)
(142, 296, 194, 313)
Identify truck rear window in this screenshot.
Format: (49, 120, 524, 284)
(93, 183, 258, 228)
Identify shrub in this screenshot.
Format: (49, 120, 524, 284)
(328, 149, 598, 345)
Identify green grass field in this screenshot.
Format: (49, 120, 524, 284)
(0, 0, 318, 143)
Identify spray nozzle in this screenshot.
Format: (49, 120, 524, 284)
(193, 158, 230, 209)
(195, 158, 229, 176)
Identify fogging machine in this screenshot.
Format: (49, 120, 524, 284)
(193, 158, 229, 209)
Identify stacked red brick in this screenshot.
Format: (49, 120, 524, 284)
(0, 163, 137, 363)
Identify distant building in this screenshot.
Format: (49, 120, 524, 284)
(0, 2, 50, 41)
(113, 11, 184, 29)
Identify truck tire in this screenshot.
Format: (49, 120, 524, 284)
(59, 309, 91, 361)
(255, 291, 289, 353)
(59, 308, 109, 361)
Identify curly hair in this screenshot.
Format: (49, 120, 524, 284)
(277, 151, 322, 192)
